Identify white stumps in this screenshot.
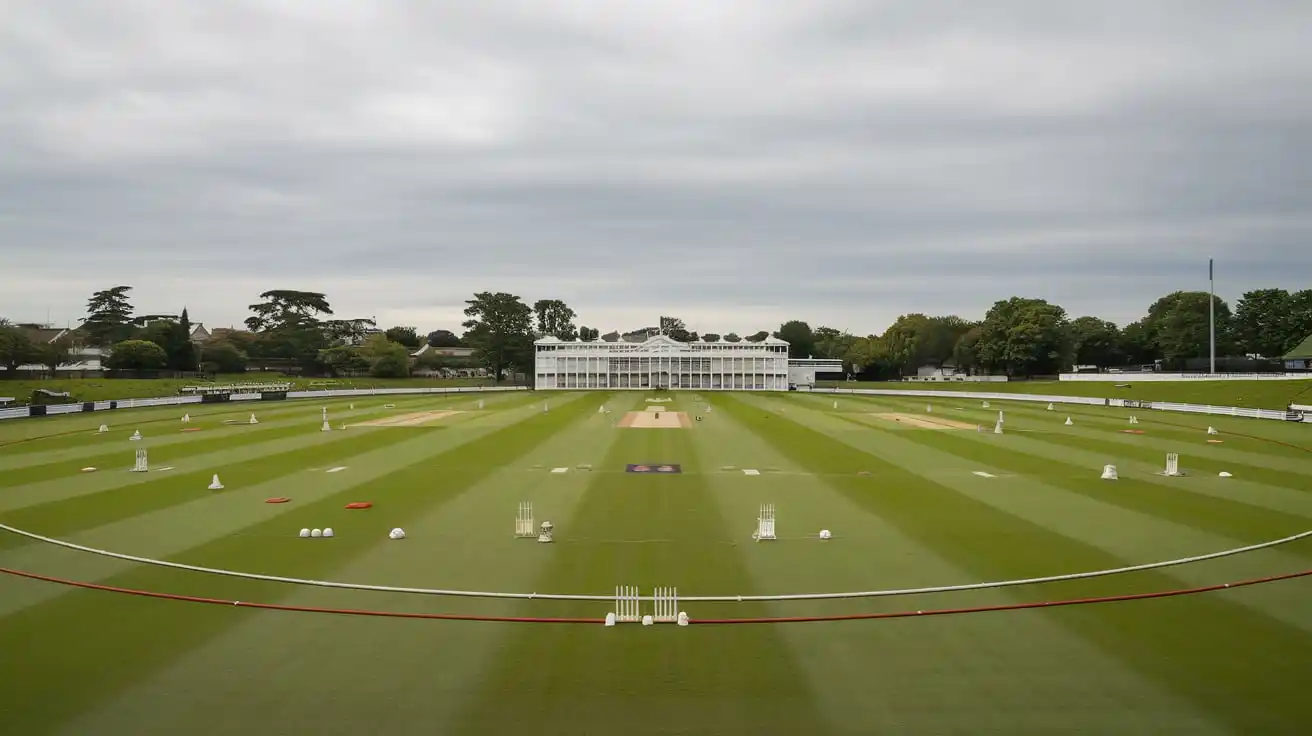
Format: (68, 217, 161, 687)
(1207, 426, 1219, 435)
(249, 413, 259, 425)
(1047, 402, 1054, 411)
(819, 529, 832, 540)
(1101, 464, 1118, 480)
(98, 424, 109, 433)
(994, 420, 1003, 435)
(131, 448, 149, 473)
(389, 528, 406, 540)
(609, 586, 681, 625)
(754, 503, 777, 541)
(515, 502, 535, 538)
(653, 586, 678, 623)
(321, 420, 332, 432)
(208, 473, 224, 490)
(614, 585, 641, 623)
(1129, 415, 1139, 425)
(182, 413, 190, 423)
(1065, 416, 1074, 426)
(1161, 453, 1184, 477)
(130, 430, 142, 441)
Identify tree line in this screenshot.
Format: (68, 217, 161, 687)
(1, 285, 1308, 381)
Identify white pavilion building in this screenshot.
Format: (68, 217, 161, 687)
(533, 334, 790, 391)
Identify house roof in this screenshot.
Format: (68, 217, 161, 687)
(535, 333, 789, 348)
(1284, 334, 1312, 359)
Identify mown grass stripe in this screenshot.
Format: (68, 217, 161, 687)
(862, 420, 1312, 554)
(0, 422, 440, 552)
(0, 393, 591, 734)
(450, 393, 829, 734)
(723, 393, 1312, 735)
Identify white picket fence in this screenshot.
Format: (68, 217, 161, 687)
(0, 385, 526, 422)
(815, 387, 1304, 423)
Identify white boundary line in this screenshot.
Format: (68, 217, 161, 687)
(2, 522, 1307, 602)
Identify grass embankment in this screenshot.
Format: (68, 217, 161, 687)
(817, 379, 1312, 409)
(0, 375, 500, 404)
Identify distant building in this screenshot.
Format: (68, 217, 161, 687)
(1284, 334, 1312, 370)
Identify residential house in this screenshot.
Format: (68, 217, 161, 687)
(0, 324, 104, 377)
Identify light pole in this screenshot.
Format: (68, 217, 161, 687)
(1209, 258, 1216, 375)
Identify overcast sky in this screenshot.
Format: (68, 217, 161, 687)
(2, 1, 1310, 337)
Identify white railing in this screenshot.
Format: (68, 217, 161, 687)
(1059, 372, 1312, 382)
(814, 387, 1304, 422)
(0, 385, 527, 421)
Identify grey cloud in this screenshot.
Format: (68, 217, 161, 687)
(2, 1, 1310, 336)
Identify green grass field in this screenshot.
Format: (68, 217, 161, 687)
(820, 379, 1312, 410)
(1, 390, 1310, 734)
(0, 375, 494, 403)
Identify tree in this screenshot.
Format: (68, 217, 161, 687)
(384, 326, 422, 349)
(322, 318, 376, 345)
(360, 335, 411, 378)
(463, 292, 534, 383)
(744, 331, 769, 343)
(1286, 290, 1312, 355)
(774, 320, 815, 358)
(245, 290, 333, 332)
(600, 330, 621, 343)
(81, 286, 136, 347)
(701, 333, 721, 342)
(33, 334, 76, 377)
(199, 341, 248, 374)
(105, 340, 168, 371)
(922, 316, 972, 369)
(974, 297, 1072, 376)
(723, 332, 742, 343)
(245, 290, 334, 372)
(1119, 321, 1155, 366)
(1142, 291, 1233, 369)
(426, 329, 462, 348)
(881, 314, 931, 375)
(534, 300, 578, 341)
(952, 326, 983, 375)
(1070, 316, 1122, 368)
(317, 344, 371, 377)
(847, 335, 893, 379)
(812, 326, 857, 361)
(578, 326, 600, 342)
(659, 316, 693, 342)
(0, 321, 37, 376)
(1233, 289, 1294, 358)
(171, 307, 199, 371)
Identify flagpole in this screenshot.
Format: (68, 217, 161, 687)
(1209, 258, 1216, 375)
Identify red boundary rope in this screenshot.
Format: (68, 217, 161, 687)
(2, 566, 1307, 625)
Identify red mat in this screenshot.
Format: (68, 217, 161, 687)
(265, 497, 290, 504)
(344, 502, 373, 509)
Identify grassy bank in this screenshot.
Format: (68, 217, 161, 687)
(817, 379, 1312, 410)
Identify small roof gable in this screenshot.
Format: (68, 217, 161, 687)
(1284, 334, 1312, 359)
